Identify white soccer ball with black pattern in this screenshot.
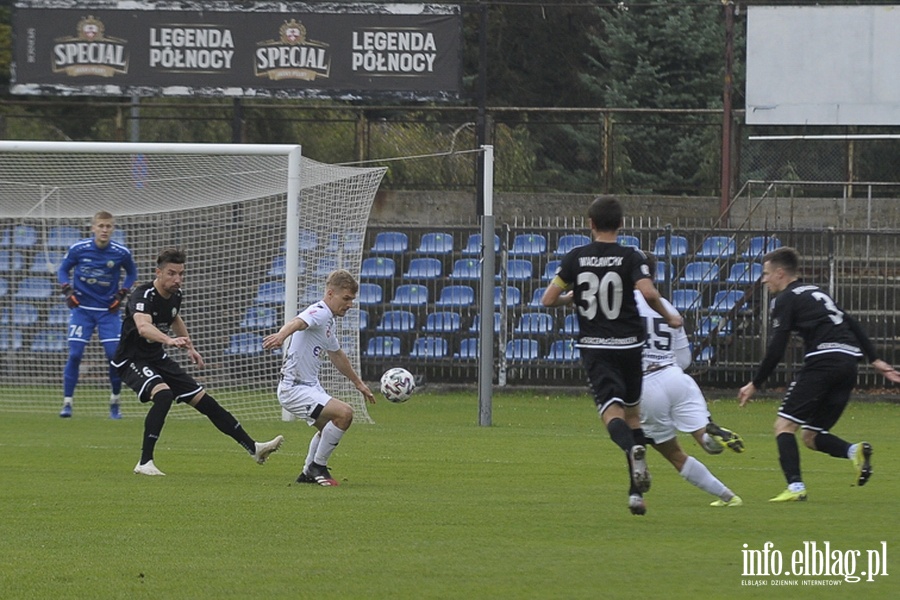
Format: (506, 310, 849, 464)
(380, 367, 416, 403)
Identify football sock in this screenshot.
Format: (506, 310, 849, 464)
(193, 394, 256, 454)
(813, 431, 852, 459)
(632, 427, 648, 447)
(776, 432, 803, 485)
(110, 393, 120, 406)
(141, 389, 173, 464)
(679, 455, 728, 498)
(314, 421, 346, 466)
(606, 417, 635, 453)
(62, 396, 73, 407)
(304, 432, 321, 472)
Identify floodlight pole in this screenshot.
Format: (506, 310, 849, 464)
(719, 0, 735, 225)
(478, 145, 495, 427)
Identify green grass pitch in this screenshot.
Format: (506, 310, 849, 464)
(1, 390, 897, 599)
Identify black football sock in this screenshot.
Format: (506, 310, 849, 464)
(813, 431, 852, 459)
(776, 432, 803, 485)
(193, 394, 256, 454)
(632, 427, 648, 447)
(141, 389, 174, 464)
(606, 417, 635, 453)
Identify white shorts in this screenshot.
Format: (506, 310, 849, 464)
(278, 381, 333, 426)
(639, 366, 710, 444)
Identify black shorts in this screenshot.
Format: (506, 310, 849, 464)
(778, 354, 859, 432)
(115, 355, 203, 403)
(580, 346, 643, 413)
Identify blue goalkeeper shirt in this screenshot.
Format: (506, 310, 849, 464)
(57, 239, 138, 310)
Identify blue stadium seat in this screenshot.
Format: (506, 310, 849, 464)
(651, 235, 689, 258)
(376, 310, 417, 332)
(0, 328, 23, 352)
(494, 285, 522, 308)
(255, 281, 285, 304)
(47, 304, 70, 326)
(365, 335, 402, 357)
(409, 336, 449, 359)
(12, 303, 39, 326)
(12, 225, 38, 248)
(30, 251, 65, 274)
(617, 234, 640, 248)
(360, 257, 396, 279)
(505, 339, 540, 361)
(241, 306, 278, 330)
(561, 313, 580, 335)
(341, 231, 363, 254)
(403, 257, 442, 280)
(469, 312, 502, 334)
(546, 339, 580, 362)
(510, 233, 547, 256)
(391, 284, 429, 306)
(654, 261, 675, 283)
(111, 230, 127, 245)
(725, 262, 762, 284)
(416, 232, 454, 255)
(696, 345, 715, 362)
(31, 330, 67, 352)
(267, 256, 306, 278)
(696, 316, 732, 337)
(455, 337, 480, 359)
(359, 310, 369, 331)
(541, 260, 561, 282)
(449, 258, 480, 280)
(742, 236, 782, 259)
(514, 312, 554, 335)
(0, 277, 8, 297)
(423, 311, 462, 333)
(434, 285, 474, 307)
(504, 259, 533, 281)
(527, 287, 547, 307)
(671, 289, 702, 312)
(298, 229, 318, 251)
(47, 226, 82, 249)
(315, 256, 339, 277)
(358, 283, 383, 306)
(224, 333, 264, 356)
(680, 261, 720, 284)
(696, 236, 736, 259)
(15, 277, 53, 299)
(708, 290, 744, 314)
(370, 231, 409, 254)
(0, 228, 11, 246)
(554, 234, 591, 256)
(462, 233, 500, 256)
(0, 250, 25, 272)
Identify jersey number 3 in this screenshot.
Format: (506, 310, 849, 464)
(576, 271, 623, 320)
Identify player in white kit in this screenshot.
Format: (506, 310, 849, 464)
(635, 270, 744, 507)
(262, 269, 375, 486)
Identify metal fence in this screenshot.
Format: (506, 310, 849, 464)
(358, 223, 900, 390)
(3, 99, 900, 196)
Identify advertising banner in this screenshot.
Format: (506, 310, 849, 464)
(12, 2, 462, 99)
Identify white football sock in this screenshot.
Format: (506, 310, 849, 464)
(63, 396, 73, 406)
(314, 421, 346, 466)
(304, 432, 321, 471)
(679, 455, 729, 499)
(110, 393, 120, 405)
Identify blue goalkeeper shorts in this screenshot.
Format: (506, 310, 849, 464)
(67, 307, 123, 345)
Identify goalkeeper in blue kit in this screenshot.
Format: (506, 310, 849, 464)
(56, 211, 138, 419)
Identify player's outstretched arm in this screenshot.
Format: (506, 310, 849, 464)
(738, 382, 756, 407)
(262, 317, 308, 350)
(872, 359, 900, 384)
(328, 349, 375, 404)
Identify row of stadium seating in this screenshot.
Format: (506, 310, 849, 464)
(0, 225, 127, 249)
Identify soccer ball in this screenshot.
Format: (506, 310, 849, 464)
(380, 367, 416, 403)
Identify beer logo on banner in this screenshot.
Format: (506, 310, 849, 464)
(52, 16, 129, 77)
(255, 19, 330, 81)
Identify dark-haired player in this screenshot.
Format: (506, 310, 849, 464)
(739, 246, 900, 501)
(542, 196, 682, 515)
(112, 248, 283, 476)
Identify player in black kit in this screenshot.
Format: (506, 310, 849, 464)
(542, 196, 682, 515)
(112, 248, 284, 476)
(738, 247, 900, 501)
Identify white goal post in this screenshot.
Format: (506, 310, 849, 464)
(0, 141, 386, 422)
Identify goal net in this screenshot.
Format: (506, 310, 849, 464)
(0, 142, 386, 422)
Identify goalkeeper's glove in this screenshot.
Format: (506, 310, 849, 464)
(109, 288, 129, 312)
(61, 283, 79, 309)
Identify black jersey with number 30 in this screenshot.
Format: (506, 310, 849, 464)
(113, 282, 183, 363)
(556, 241, 651, 349)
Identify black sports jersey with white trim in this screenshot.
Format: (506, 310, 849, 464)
(113, 282, 183, 363)
(752, 280, 877, 387)
(556, 241, 651, 349)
